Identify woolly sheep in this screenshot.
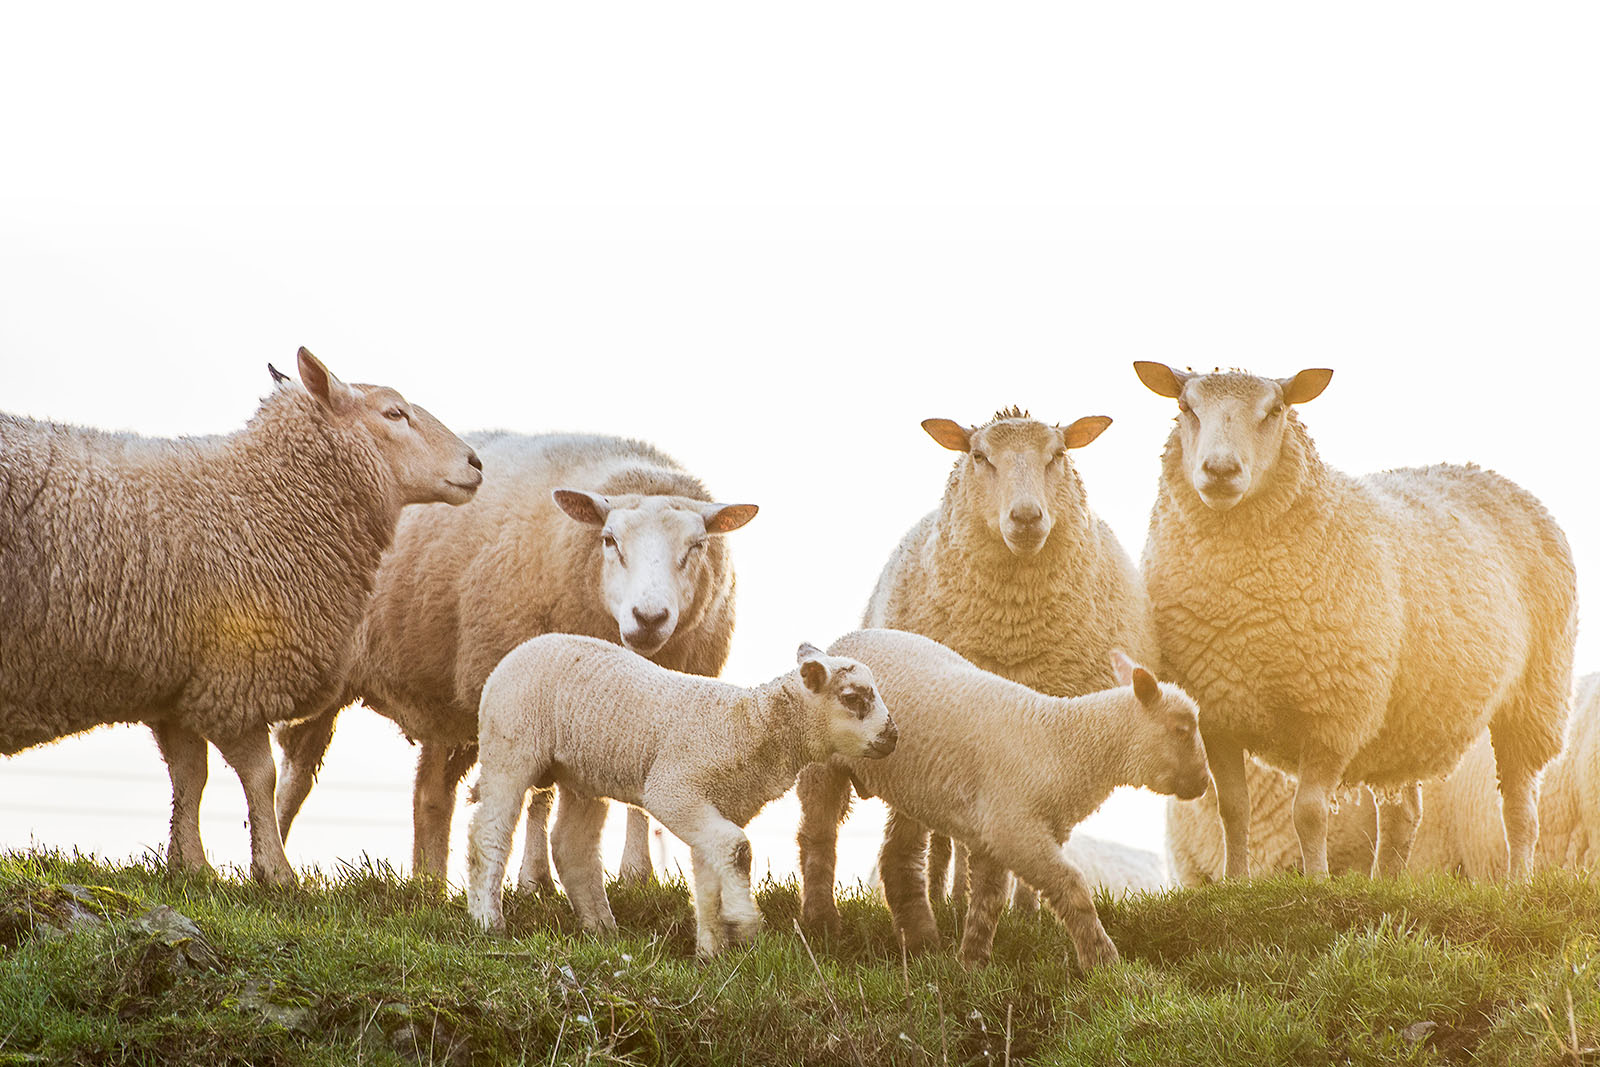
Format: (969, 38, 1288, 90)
(860, 407, 1159, 908)
(0, 349, 481, 884)
(1061, 833, 1172, 898)
(1135, 361, 1576, 880)
(466, 634, 898, 957)
(274, 433, 755, 883)
(797, 629, 1208, 970)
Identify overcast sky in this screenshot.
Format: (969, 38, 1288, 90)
(4, 3, 1599, 886)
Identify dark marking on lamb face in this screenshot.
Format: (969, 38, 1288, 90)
(732, 839, 752, 879)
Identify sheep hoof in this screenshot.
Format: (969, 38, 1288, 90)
(1074, 937, 1120, 971)
(724, 916, 762, 945)
(517, 875, 558, 895)
(800, 905, 842, 939)
(957, 947, 991, 970)
(900, 926, 941, 956)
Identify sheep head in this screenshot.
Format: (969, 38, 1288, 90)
(797, 643, 898, 760)
(553, 490, 757, 657)
(1110, 649, 1211, 801)
(1133, 362, 1332, 512)
(921, 409, 1111, 557)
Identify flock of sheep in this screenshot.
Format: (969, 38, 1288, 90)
(2, 347, 1593, 969)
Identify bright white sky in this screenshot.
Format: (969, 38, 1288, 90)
(3, 3, 1599, 889)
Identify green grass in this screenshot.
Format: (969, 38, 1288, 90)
(2, 850, 1598, 1065)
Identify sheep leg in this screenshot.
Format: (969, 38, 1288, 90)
(515, 787, 557, 892)
(1491, 729, 1542, 883)
(151, 721, 211, 875)
(617, 807, 655, 883)
(273, 705, 340, 843)
(1009, 874, 1041, 916)
(878, 807, 940, 954)
(1007, 840, 1119, 970)
(1204, 730, 1252, 879)
(795, 763, 852, 936)
(1292, 743, 1350, 879)
(927, 834, 953, 903)
(464, 764, 533, 933)
(210, 724, 297, 886)
(412, 742, 477, 882)
(649, 795, 761, 956)
(950, 841, 970, 909)
(956, 849, 1010, 968)
(550, 791, 616, 932)
(1371, 782, 1422, 877)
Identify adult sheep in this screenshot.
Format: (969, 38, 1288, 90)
(1135, 361, 1575, 880)
(849, 406, 1159, 906)
(1, 349, 481, 884)
(274, 433, 756, 883)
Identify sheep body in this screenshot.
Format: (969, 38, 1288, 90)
(1061, 833, 1172, 897)
(274, 432, 751, 881)
(863, 410, 1157, 906)
(797, 628, 1208, 970)
(466, 634, 896, 956)
(1, 351, 480, 883)
(1138, 364, 1575, 878)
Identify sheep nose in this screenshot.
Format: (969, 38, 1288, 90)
(466, 450, 482, 471)
(1008, 503, 1043, 526)
(1202, 456, 1242, 479)
(633, 606, 670, 629)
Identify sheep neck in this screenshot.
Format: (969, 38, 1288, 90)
(715, 676, 822, 817)
(1035, 690, 1137, 822)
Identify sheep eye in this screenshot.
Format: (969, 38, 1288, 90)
(1052, 450, 1067, 463)
(601, 532, 618, 550)
(384, 407, 408, 422)
(841, 691, 872, 717)
(680, 541, 707, 568)
(971, 451, 990, 466)
(1269, 404, 1285, 419)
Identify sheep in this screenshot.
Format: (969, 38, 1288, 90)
(465, 634, 898, 957)
(1135, 361, 1576, 880)
(273, 433, 755, 883)
(1061, 833, 1172, 897)
(859, 406, 1159, 909)
(0, 348, 481, 884)
(796, 628, 1208, 970)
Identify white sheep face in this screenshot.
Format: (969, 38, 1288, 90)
(922, 413, 1111, 556)
(290, 347, 483, 507)
(1111, 650, 1211, 800)
(553, 491, 757, 657)
(797, 645, 898, 760)
(1133, 363, 1333, 512)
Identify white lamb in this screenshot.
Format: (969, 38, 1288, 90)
(466, 635, 898, 958)
(274, 433, 755, 883)
(1, 349, 480, 883)
(856, 407, 1159, 909)
(797, 629, 1208, 971)
(1136, 361, 1576, 880)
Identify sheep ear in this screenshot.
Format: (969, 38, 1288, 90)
(297, 347, 353, 411)
(1061, 415, 1112, 449)
(701, 502, 759, 534)
(797, 643, 829, 692)
(1131, 668, 1161, 707)
(921, 419, 972, 452)
(1109, 649, 1136, 686)
(553, 489, 611, 526)
(1133, 361, 1191, 399)
(1277, 368, 1333, 405)
(267, 363, 291, 385)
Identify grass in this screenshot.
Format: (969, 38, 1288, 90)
(2, 850, 1599, 1065)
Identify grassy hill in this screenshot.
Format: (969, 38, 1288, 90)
(2, 849, 1597, 1065)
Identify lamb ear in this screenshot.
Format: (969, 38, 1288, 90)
(1277, 368, 1333, 405)
(797, 643, 829, 692)
(553, 488, 611, 526)
(297, 347, 353, 411)
(267, 363, 291, 385)
(1133, 361, 1191, 399)
(1131, 667, 1161, 707)
(921, 418, 972, 452)
(701, 502, 759, 534)
(1061, 415, 1112, 449)
(1109, 649, 1136, 686)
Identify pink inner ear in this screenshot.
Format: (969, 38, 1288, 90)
(1132, 668, 1160, 706)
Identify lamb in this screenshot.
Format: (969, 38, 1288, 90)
(273, 433, 755, 883)
(797, 628, 1208, 970)
(0, 348, 481, 884)
(465, 634, 898, 957)
(1135, 361, 1576, 880)
(857, 407, 1159, 908)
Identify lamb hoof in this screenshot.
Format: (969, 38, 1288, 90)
(898, 924, 941, 956)
(801, 905, 842, 939)
(253, 863, 299, 888)
(958, 948, 991, 970)
(518, 875, 558, 895)
(724, 915, 762, 946)
(1074, 936, 1120, 971)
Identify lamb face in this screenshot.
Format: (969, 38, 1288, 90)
(1133, 361, 1332, 512)
(1110, 650, 1210, 800)
(295, 347, 484, 508)
(797, 643, 898, 759)
(920, 412, 1111, 557)
(553, 491, 757, 656)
